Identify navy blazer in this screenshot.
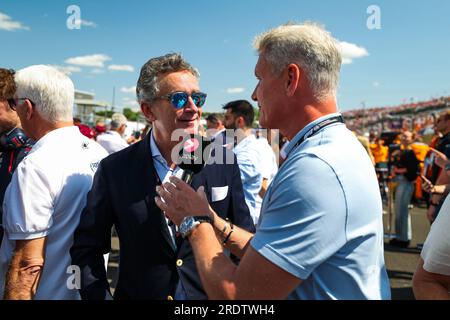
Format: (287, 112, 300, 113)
(70, 133, 254, 300)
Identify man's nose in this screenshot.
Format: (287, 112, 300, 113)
(251, 87, 258, 102)
(184, 97, 200, 113)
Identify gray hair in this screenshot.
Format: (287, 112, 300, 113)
(136, 53, 199, 104)
(14, 65, 74, 123)
(253, 22, 342, 101)
(110, 113, 127, 130)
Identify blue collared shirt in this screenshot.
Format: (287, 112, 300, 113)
(251, 113, 391, 300)
(233, 134, 267, 225)
(149, 131, 187, 300)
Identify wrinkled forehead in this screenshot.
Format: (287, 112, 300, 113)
(158, 70, 199, 92)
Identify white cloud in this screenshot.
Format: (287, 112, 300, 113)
(123, 101, 139, 107)
(50, 65, 82, 75)
(120, 86, 137, 94)
(338, 41, 369, 64)
(0, 12, 30, 31)
(65, 54, 111, 68)
(121, 97, 139, 108)
(373, 82, 380, 87)
(226, 87, 245, 94)
(108, 65, 135, 72)
(91, 69, 105, 74)
(78, 19, 97, 28)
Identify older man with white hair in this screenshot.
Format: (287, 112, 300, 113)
(96, 112, 129, 154)
(156, 22, 391, 300)
(0, 65, 107, 300)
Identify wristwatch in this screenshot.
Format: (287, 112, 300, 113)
(179, 216, 213, 238)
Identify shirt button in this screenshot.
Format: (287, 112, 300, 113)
(167, 295, 174, 300)
(176, 259, 183, 267)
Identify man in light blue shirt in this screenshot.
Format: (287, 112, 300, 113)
(252, 112, 390, 299)
(222, 100, 277, 225)
(155, 22, 391, 300)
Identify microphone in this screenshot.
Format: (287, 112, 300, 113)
(176, 134, 212, 185)
(165, 134, 212, 228)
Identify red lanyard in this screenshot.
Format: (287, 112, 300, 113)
(8, 152, 14, 174)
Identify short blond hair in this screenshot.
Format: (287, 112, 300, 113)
(253, 22, 342, 101)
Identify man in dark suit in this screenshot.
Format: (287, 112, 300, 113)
(70, 53, 254, 300)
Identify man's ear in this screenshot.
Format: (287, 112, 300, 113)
(236, 116, 245, 129)
(285, 64, 301, 97)
(141, 102, 156, 122)
(25, 100, 34, 120)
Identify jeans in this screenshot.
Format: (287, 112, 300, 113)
(394, 175, 414, 241)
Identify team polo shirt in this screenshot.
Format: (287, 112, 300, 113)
(251, 113, 391, 300)
(0, 126, 108, 300)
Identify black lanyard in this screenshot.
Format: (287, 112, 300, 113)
(287, 115, 345, 158)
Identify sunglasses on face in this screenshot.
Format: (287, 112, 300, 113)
(156, 91, 207, 109)
(8, 98, 35, 111)
(7, 98, 16, 110)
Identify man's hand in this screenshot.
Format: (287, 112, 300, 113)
(430, 148, 450, 169)
(421, 175, 434, 193)
(155, 176, 212, 226)
(426, 205, 436, 223)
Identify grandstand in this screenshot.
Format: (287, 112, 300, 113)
(342, 96, 450, 133)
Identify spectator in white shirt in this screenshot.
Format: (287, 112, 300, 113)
(223, 100, 277, 225)
(96, 113, 129, 154)
(0, 65, 107, 300)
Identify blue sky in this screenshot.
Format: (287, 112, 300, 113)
(1, 0, 449, 113)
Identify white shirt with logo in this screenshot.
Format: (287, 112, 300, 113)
(0, 126, 108, 300)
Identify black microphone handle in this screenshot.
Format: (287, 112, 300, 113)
(167, 169, 194, 227)
(180, 169, 194, 185)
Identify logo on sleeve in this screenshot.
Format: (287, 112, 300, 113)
(90, 161, 99, 173)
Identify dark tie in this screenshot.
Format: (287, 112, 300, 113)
(170, 222, 183, 250)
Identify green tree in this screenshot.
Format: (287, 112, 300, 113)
(123, 108, 139, 121)
(95, 110, 114, 118)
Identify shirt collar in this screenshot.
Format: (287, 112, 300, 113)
(235, 133, 256, 150)
(150, 129, 165, 161)
(212, 128, 226, 140)
(31, 126, 79, 153)
(284, 112, 342, 157)
(106, 130, 122, 137)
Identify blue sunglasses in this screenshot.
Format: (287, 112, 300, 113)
(156, 91, 207, 109)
